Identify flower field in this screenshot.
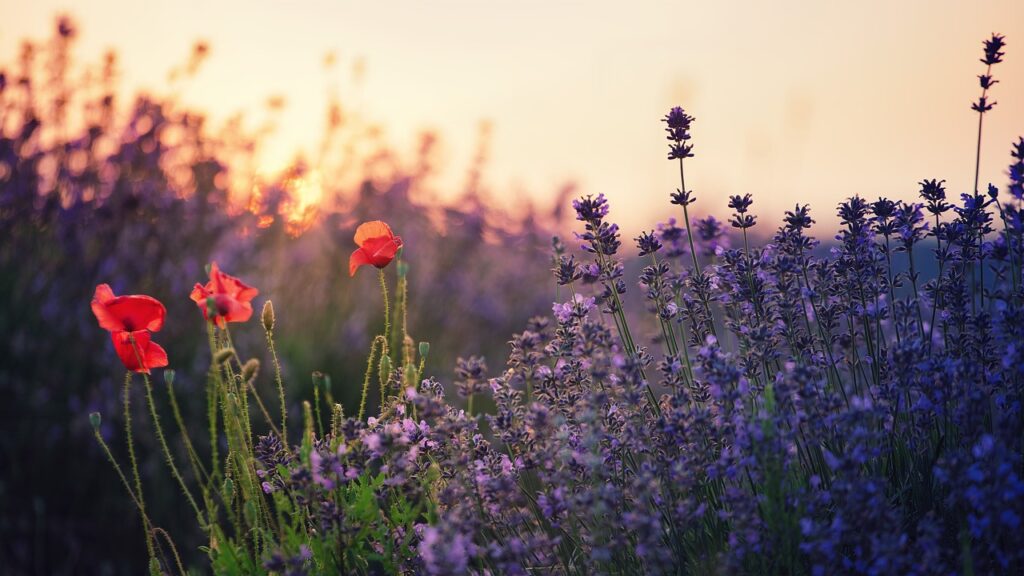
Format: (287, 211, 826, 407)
(3, 16, 1024, 576)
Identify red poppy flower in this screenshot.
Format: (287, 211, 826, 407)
(91, 283, 166, 333)
(349, 220, 403, 276)
(91, 284, 169, 374)
(111, 329, 169, 374)
(190, 262, 259, 327)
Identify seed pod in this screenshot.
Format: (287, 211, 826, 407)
(418, 341, 430, 359)
(241, 359, 260, 382)
(213, 348, 235, 365)
(163, 369, 176, 387)
(261, 300, 275, 332)
(89, 412, 101, 429)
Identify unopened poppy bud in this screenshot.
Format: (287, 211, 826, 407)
(418, 341, 430, 359)
(149, 557, 161, 576)
(241, 359, 260, 382)
(312, 371, 326, 390)
(89, 412, 102, 429)
(222, 477, 234, 501)
(163, 369, 176, 387)
(214, 348, 235, 365)
(262, 300, 275, 332)
(379, 354, 392, 377)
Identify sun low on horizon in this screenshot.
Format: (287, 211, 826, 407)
(8, 1, 1024, 574)
(3, 0, 1022, 234)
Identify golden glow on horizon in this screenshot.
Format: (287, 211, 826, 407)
(2, 0, 1024, 233)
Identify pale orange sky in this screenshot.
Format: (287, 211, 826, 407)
(2, 1, 1023, 232)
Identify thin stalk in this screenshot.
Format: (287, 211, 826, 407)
(358, 336, 386, 421)
(263, 322, 288, 445)
(379, 268, 391, 359)
(166, 379, 210, 484)
(143, 376, 205, 526)
(122, 372, 154, 557)
(93, 420, 155, 560)
(205, 322, 221, 478)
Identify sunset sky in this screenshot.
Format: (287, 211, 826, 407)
(3, 0, 1023, 232)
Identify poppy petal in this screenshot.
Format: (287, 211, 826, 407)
(105, 295, 166, 332)
(349, 247, 372, 276)
(362, 235, 400, 267)
(143, 340, 169, 371)
(92, 284, 126, 332)
(111, 330, 169, 373)
(92, 285, 166, 333)
(354, 221, 394, 247)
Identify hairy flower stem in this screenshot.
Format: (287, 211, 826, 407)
(247, 381, 284, 440)
(262, 322, 288, 447)
(120, 372, 156, 559)
(379, 268, 391, 360)
(144, 377, 205, 526)
(358, 335, 387, 422)
(204, 322, 220, 478)
(166, 380, 210, 486)
(150, 527, 187, 576)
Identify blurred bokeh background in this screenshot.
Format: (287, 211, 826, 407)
(1, 2, 1023, 573)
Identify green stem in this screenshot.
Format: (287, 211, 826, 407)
(143, 376, 205, 526)
(263, 325, 288, 446)
(97, 406, 155, 560)
(358, 336, 386, 422)
(122, 372, 154, 557)
(166, 379, 210, 484)
(379, 268, 391, 359)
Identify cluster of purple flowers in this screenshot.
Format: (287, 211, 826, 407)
(376, 35, 1024, 573)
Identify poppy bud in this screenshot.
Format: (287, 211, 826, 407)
(418, 341, 430, 359)
(163, 369, 176, 387)
(262, 300, 275, 332)
(214, 348, 235, 365)
(312, 371, 326, 391)
(222, 477, 234, 501)
(241, 359, 260, 382)
(89, 412, 102, 429)
(379, 354, 392, 381)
